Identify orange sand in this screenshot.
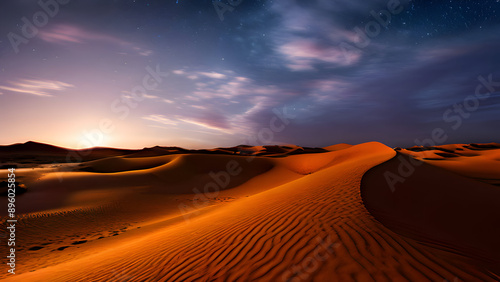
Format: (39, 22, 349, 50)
(0, 142, 498, 281)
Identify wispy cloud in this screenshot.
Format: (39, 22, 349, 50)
(144, 111, 232, 133)
(178, 116, 231, 132)
(122, 91, 160, 100)
(197, 72, 227, 79)
(172, 70, 186, 75)
(192, 75, 281, 100)
(278, 39, 360, 70)
(39, 24, 153, 56)
(142, 114, 178, 126)
(143, 94, 159, 99)
(0, 79, 73, 97)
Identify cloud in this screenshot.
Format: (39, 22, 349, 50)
(142, 94, 159, 99)
(305, 79, 349, 102)
(40, 24, 117, 44)
(197, 72, 227, 79)
(190, 74, 282, 100)
(178, 116, 231, 132)
(39, 24, 152, 56)
(267, 0, 411, 71)
(278, 39, 361, 70)
(137, 49, 153, 57)
(142, 115, 178, 126)
(144, 112, 231, 133)
(235, 77, 249, 82)
(122, 92, 159, 100)
(160, 68, 292, 136)
(242, 96, 276, 116)
(172, 70, 186, 75)
(191, 105, 207, 110)
(171, 69, 230, 81)
(0, 79, 73, 97)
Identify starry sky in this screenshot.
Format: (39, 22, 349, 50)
(0, 0, 499, 149)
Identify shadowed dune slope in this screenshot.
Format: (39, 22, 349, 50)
(2, 142, 499, 281)
(361, 153, 500, 276)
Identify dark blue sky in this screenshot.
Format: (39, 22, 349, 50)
(0, 0, 499, 149)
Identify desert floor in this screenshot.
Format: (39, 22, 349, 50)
(0, 142, 499, 281)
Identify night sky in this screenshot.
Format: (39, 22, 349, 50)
(0, 0, 499, 149)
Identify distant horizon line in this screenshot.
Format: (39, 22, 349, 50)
(1, 140, 499, 151)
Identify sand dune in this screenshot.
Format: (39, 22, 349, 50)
(323, 143, 353, 152)
(361, 153, 500, 275)
(397, 143, 500, 186)
(0, 142, 498, 281)
(0, 141, 328, 166)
